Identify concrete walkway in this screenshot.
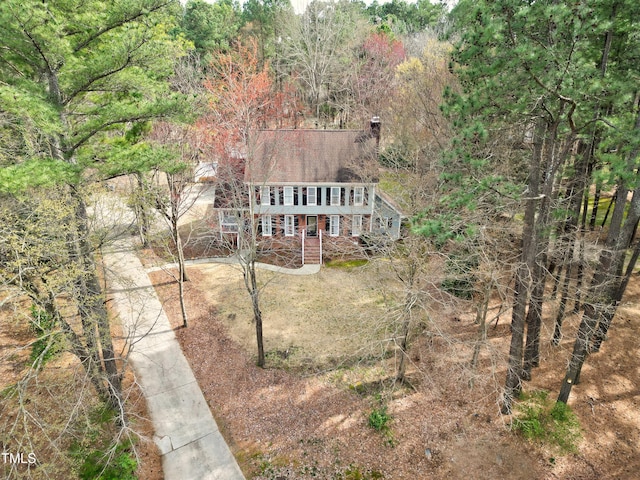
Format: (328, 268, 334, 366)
(146, 254, 322, 276)
(105, 238, 245, 480)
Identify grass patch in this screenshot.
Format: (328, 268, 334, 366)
(512, 390, 581, 454)
(341, 464, 385, 479)
(366, 395, 396, 447)
(325, 259, 368, 269)
(69, 404, 137, 480)
(78, 441, 137, 480)
(368, 406, 391, 432)
(264, 346, 300, 369)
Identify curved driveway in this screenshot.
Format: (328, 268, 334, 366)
(106, 237, 245, 480)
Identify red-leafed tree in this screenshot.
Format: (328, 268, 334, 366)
(203, 40, 299, 153)
(349, 31, 406, 124)
(201, 40, 299, 366)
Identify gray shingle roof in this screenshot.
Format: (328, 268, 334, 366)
(245, 129, 378, 184)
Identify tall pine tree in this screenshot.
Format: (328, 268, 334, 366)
(445, 0, 640, 412)
(0, 0, 188, 413)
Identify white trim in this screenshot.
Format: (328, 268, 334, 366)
(284, 186, 294, 206)
(262, 215, 272, 236)
(353, 186, 364, 206)
(260, 186, 270, 205)
(307, 186, 317, 206)
(220, 211, 239, 233)
(284, 215, 295, 236)
(330, 187, 340, 206)
(306, 215, 318, 237)
(352, 215, 362, 236)
(329, 215, 340, 236)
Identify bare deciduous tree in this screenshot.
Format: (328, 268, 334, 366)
(277, 0, 369, 125)
(201, 40, 298, 366)
(144, 122, 211, 328)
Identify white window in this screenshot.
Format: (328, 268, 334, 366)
(284, 186, 294, 206)
(353, 187, 364, 206)
(220, 212, 239, 232)
(261, 215, 272, 236)
(284, 215, 295, 236)
(331, 187, 341, 206)
(307, 187, 317, 206)
(329, 215, 340, 236)
(352, 215, 362, 236)
(260, 186, 270, 205)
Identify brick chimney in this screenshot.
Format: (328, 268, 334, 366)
(370, 116, 381, 149)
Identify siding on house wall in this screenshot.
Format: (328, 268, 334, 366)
(210, 189, 402, 241)
(250, 183, 376, 217)
(372, 195, 403, 239)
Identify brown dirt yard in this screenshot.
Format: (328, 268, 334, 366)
(149, 259, 640, 480)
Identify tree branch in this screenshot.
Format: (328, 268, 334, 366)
(71, 1, 174, 54)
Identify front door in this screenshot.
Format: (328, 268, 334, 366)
(306, 215, 318, 237)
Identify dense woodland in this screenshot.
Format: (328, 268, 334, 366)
(1, 0, 639, 478)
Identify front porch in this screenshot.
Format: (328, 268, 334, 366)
(206, 209, 369, 266)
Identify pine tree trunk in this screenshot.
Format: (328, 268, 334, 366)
(572, 161, 594, 315)
(600, 190, 616, 228)
(550, 261, 563, 299)
(573, 228, 587, 314)
(557, 308, 595, 403)
(558, 175, 640, 403)
(552, 255, 573, 345)
(589, 186, 601, 231)
(29, 286, 112, 403)
(591, 238, 640, 350)
(56, 308, 113, 402)
(523, 193, 553, 379)
(46, 65, 124, 413)
(523, 126, 575, 381)
(591, 198, 640, 351)
(502, 120, 545, 414)
(522, 268, 544, 379)
(396, 317, 410, 383)
(553, 149, 589, 343)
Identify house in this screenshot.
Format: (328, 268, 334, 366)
(209, 118, 403, 264)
